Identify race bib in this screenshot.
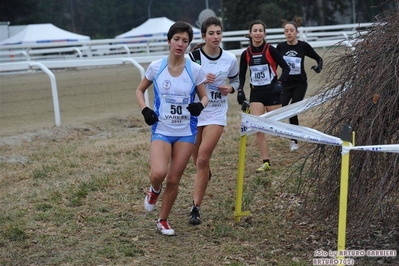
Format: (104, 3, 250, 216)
(206, 84, 226, 109)
(284, 56, 302, 75)
(160, 95, 190, 125)
(249, 65, 272, 86)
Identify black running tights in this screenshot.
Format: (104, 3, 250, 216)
(281, 82, 308, 126)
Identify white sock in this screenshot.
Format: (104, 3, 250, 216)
(151, 185, 160, 194)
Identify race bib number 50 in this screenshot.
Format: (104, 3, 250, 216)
(160, 95, 191, 124)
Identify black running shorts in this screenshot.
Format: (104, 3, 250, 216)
(249, 87, 282, 106)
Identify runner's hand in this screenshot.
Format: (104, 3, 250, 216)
(141, 107, 158, 125)
(272, 81, 283, 94)
(187, 102, 204, 116)
(241, 101, 250, 114)
(237, 89, 246, 105)
(311, 65, 321, 73)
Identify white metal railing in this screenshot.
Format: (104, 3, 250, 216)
(0, 23, 373, 64)
(0, 58, 147, 127)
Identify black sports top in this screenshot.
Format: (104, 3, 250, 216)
(276, 40, 323, 85)
(238, 41, 290, 90)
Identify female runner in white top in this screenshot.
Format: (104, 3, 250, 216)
(136, 21, 208, 235)
(187, 16, 239, 225)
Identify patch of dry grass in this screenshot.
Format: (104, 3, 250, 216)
(0, 106, 316, 265)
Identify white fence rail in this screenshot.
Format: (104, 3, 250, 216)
(0, 58, 147, 127)
(0, 23, 373, 128)
(0, 23, 372, 64)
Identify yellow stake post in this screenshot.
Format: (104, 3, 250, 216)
(234, 134, 251, 223)
(337, 124, 353, 264)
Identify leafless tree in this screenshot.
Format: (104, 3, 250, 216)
(296, 6, 398, 247)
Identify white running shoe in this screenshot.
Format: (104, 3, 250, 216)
(290, 140, 299, 151)
(144, 186, 160, 212)
(157, 219, 176, 235)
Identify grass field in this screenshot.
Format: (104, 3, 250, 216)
(1, 48, 396, 265)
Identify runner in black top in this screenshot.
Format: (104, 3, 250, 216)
(237, 20, 290, 172)
(276, 16, 323, 151)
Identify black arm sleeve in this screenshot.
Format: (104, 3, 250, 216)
(305, 43, 323, 69)
(269, 46, 290, 83)
(317, 57, 323, 70)
(238, 51, 248, 90)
